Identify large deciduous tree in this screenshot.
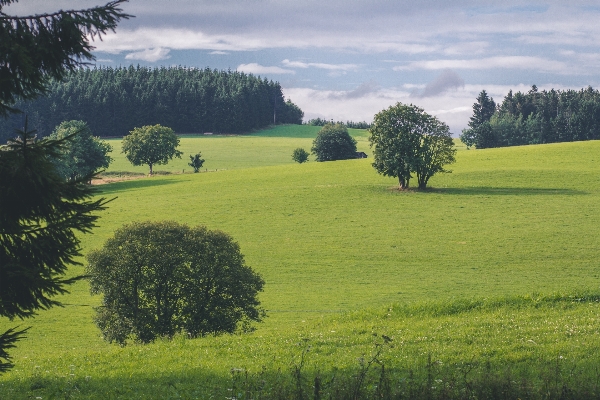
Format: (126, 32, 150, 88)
(48, 120, 113, 181)
(369, 103, 456, 190)
(122, 124, 182, 175)
(311, 123, 357, 162)
(0, 0, 129, 372)
(86, 221, 265, 345)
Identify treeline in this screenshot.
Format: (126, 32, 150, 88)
(460, 85, 600, 148)
(305, 117, 371, 129)
(0, 66, 304, 142)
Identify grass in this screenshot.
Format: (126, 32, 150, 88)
(2, 125, 600, 398)
(103, 125, 372, 174)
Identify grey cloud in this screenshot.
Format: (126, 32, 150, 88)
(327, 80, 381, 100)
(411, 70, 465, 98)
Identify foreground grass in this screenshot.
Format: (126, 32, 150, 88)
(1, 138, 600, 398)
(1, 294, 599, 398)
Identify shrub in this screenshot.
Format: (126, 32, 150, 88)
(311, 123, 357, 162)
(86, 221, 265, 345)
(292, 148, 309, 163)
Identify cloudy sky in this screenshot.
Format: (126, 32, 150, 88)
(9, 0, 600, 132)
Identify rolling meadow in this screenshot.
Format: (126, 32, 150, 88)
(1, 125, 600, 398)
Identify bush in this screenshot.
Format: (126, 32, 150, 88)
(311, 123, 357, 162)
(292, 148, 309, 163)
(86, 221, 265, 345)
(188, 152, 205, 172)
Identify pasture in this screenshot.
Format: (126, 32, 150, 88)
(1, 125, 600, 398)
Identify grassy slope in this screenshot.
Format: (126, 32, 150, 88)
(2, 125, 600, 398)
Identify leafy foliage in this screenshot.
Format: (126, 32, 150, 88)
(311, 123, 357, 162)
(188, 152, 205, 173)
(291, 147, 309, 163)
(122, 124, 182, 174)
(86, 221, 265, 345)
(0, 66, 304, 142)
(48, 120, 112, 181)
(369, 103, 456, 189)
(460, 85, 600, 148)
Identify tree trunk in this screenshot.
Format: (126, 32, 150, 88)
(149, 163, 153, 175)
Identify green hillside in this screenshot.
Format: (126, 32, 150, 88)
(2, 130, 600, 398)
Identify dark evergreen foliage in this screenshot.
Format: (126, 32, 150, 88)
(0, 66, 304, 142)
(461, 86, 600, 148)
(306, 118, 371, 129)
(0, 0, 125, 372)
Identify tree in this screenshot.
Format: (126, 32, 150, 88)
(0, 0, 128, 372)
(292, 147, 309, 163)
(86, 221, 265, 345)
(122, 124, 182, 175)
(188, 152, 205, 173)
(460, 90, 496, 149)
(0, 120, 108, 370)
(369, 103, 456, 190)
(311, 123, 357, 162)
(48, 120, 112, 181)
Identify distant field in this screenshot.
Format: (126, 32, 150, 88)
(104, 125, 372, 173)
(2, 134, 600, 398)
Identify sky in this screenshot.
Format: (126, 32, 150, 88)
(8, 0, 600, 133)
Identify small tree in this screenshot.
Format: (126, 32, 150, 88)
(369, 103, 456, 190)
(292, 148, 309, 163)
(48, 120, 112, 181)
(86, 221, 265, 345)
(122, 125, 182, 175)
(311, 123, 357, 162)
(188, 152, 205, 172)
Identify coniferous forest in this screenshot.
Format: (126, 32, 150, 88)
(461, 85, 600, 148)
(0, 66, 304, 142)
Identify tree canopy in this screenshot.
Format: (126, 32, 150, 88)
(0, 66, 304, 142)
(311, 123, 357, 162)
(48, 120, 112, 181)
(0, 0, 127, 372)
(460, 86, 600, 149)
(122, 124, 182, 175)
(369, 103, 456, 190)
(86, 221, 265, 345)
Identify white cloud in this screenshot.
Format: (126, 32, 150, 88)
(125, 48, 171, 62)
(282, 59, 359, 71)
(394, 56, 573, 74)
(209, 51, 229, 55)
(237, 63, 295, 75)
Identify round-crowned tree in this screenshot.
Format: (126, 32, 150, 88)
(48, 120, 112, 182)
(122, 124, 182, 175)
(311, 123, 357, 162)
(86, 221, 265, 345)
(369, 103, 456, 190)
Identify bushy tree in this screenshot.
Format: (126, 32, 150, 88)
(311, 123, 357, 162)
(188, 152, 205, 173)
(369, 103, 456, 190)
(48, 120, 112, 181)
(292, 148, 309, 163)
(0, 0, 128, 372)
(86, 221, 265, 345)
(122, 124, 182, 175)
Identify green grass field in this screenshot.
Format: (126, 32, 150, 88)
(1, 125, 600, 398)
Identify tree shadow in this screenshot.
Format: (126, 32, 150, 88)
(427, 187, 587, 196)
(94, 178, 181, 195)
